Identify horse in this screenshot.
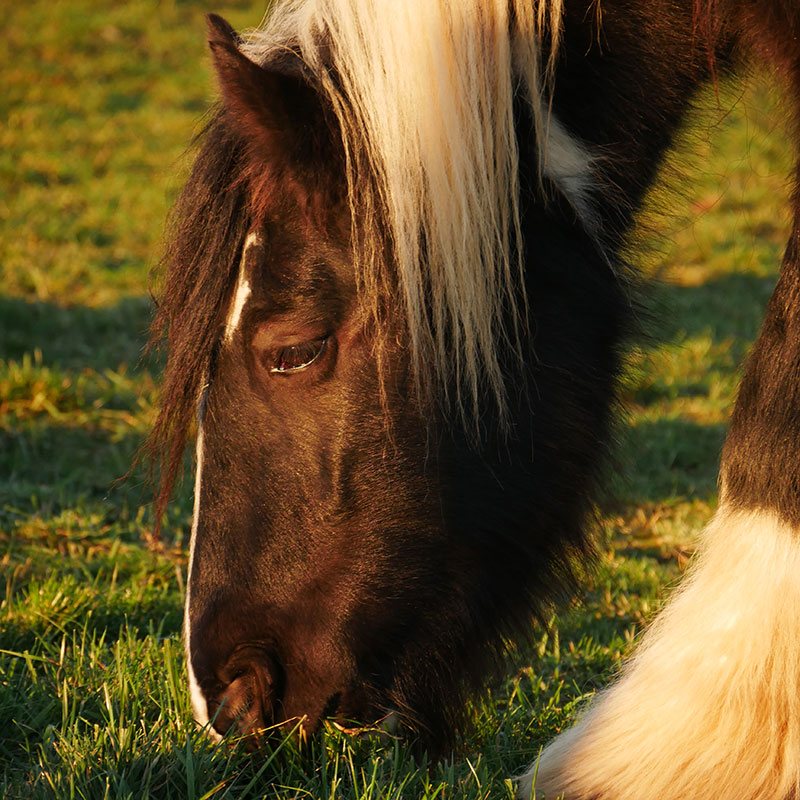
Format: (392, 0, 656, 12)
(146, 1, 800, 797)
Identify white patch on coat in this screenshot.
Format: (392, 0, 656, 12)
(540, 110, 597, 231)
(223, 232, 261, 343)
(519, 506, 800, 800)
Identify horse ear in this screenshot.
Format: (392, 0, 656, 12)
(206, 14, 317, 165)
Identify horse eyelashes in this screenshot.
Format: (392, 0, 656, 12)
(269, 336, 329, 374)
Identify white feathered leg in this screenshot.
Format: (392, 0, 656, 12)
(519, 507, 800, 800)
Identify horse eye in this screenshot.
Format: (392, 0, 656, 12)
(269, 337, 328, 374)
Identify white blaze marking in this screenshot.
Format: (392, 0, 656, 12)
(520, 506, 800, 800)
(185, 424, 212, 731)
(187, 230, 261, 737)
(223, 232, 261, 343)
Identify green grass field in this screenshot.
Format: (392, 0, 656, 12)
(1, 2, 794, 797)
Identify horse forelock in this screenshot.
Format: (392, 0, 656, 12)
(241, 0, 566, 427)
(144, 117, 250, 534)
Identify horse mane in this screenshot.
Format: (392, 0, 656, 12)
(241, 0, 564, 425)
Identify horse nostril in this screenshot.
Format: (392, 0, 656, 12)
(208, 647, 282, 745)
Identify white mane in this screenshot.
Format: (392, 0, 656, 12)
(243, 0, 568, 422)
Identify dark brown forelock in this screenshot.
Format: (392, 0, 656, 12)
(143, 97, 346, 539)
(142, 114, 250, 538)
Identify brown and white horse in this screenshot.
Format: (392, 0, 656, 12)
(148, 2, 800, 797)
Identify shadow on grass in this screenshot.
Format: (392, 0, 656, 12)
(615, 417, 727, 506)
(611, 270, 773, 511)
(0, 421, 150, 519)
(0, 295, 157, 373)
(648, 270, 775, 355)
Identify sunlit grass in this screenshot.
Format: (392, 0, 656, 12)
(1, 1, 794, 796)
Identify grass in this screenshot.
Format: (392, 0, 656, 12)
(0, 1, 794, 796)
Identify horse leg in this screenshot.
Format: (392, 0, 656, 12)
(520, 119, 800, 800)
(521, 506, 800, 800)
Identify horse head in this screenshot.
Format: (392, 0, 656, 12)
(152, 9, 623, 753)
